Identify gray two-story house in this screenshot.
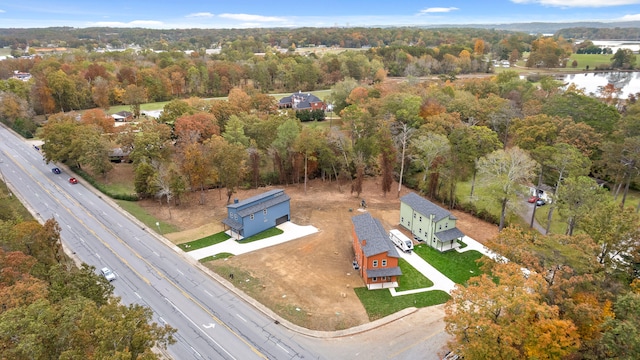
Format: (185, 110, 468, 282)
(222, 189, 291, 239)
(399, 192, 465, 252)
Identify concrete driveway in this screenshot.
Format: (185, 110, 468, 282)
(188, 221, 319, 260)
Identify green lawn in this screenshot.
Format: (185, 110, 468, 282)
(396, 258, 434, 291)
(114, 200, 180, 234)
(239, 227, 284, 243)
(199, 252, 234, 262)
(178, 232, 231, 251)
(354, 287, 450, 321)
(0, 180, 34, 221)
(413, 244, 484, 284)
(568, 54, 612, 69)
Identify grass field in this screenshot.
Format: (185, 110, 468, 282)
(354, 287, 450, 321)
(396, 258, 434, 291)
(0, 180, 34, 221)
(114, 200, 180, 234)
(568, 54, 612, 69)
(413, 244, 484, 284)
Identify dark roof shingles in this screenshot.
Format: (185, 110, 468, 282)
(352, 213, 399, 258)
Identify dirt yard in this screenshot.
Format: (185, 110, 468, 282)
(130, 173, 498, 330)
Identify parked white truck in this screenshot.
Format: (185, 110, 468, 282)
(389, 229, 414, 253)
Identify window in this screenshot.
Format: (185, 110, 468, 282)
(382, 259, 387, 267)
(250, 214, 254, 220)
(372, 260, 378, 267)
(413, 213, 416, 218)
(401, 217, 404, 223)
(419, 216, 422, 221)
(263, 209, 267, 215)
(439, 225, 442, 230)
(419, 228, 422, 234)
(445, 223, 448, 229)
(372, 277, 377, 282)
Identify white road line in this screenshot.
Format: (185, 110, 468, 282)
(176, 269, 184, 276)
(152, 250, 160, 256)
(95, 253, 101, 259)
(190, 346, 202, 358)
(236, 314, 247, 322)
(203, 290, 213, 297)
(277, 343, 290, 354)
(164, 298, 235, 360)
(135, 292, 142, 299)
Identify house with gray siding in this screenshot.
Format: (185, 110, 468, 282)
(222, 189, 290, 239)
(399, 192, 464, 252)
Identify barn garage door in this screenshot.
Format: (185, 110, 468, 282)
(275, 215, 288, 225)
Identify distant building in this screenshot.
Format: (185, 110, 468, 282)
(278, 91, 326, 111)
(222, 189, 291, 239)
(399, 193, 465, 252)
(111, 111, 133, 122)
(352, 213, 402, 290)
(11, 70, 32, 82)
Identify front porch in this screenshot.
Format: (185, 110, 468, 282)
(367, 281, 399, 290)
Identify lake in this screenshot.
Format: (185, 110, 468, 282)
(560, 71, 640, 99)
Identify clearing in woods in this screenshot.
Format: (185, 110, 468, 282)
(114, 168, 498, 331)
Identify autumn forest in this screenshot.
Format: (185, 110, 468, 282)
(1, 26, 640, 359)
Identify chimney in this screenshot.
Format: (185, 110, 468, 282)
(234, 199, 239, 204)
(362, 239, 366, 246)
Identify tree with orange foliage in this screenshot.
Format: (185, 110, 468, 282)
(445, 262, 580, 360)
(81, 108, 115, 134)
(174, 112, 219, 144)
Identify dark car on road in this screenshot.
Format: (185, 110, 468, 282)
(52, 167, 61, 174)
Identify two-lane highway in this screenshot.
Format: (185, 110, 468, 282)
(0, 125, 322, 360)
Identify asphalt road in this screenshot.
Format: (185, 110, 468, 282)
(0, 124, 450, 360)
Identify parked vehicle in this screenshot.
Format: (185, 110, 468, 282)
(389, 229, 414, 253)
(536, 199, 546, 206)
(527, 195, 539, 203)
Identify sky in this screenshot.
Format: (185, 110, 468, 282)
(0, 0, 640, 29)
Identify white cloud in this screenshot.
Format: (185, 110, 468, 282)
(511, 0, 640, 7)
(186, 12, 214, 18)
(418, 7, 459, 14)
(218, 13, 286, 22)
(0, 9, 5, 13)
(620, 13, 640, 20)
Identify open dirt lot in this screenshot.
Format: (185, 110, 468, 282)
(133, 175, 499, 331)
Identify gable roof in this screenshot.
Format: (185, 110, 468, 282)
(278, 92, 324, 110)
(227, 189, 290, 217)
(435, 228, 465, 242)
(352, 213, 399, 258)
(400, 192, 456, 222)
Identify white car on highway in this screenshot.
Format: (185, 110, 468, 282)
(101, 267, 116, 281)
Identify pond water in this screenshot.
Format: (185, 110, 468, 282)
(560, 71, 640, 99)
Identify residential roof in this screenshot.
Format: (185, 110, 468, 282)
(352, 213, 399, 258)
(400, 192, 456, 222)
(237, 193, 290, 217)
(278, 91, 324, 110)
(222, 217, 243, 231)
(366, 267, 402, 278)
(435, 227, 465, 242)
(228, 189, 284, 209)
